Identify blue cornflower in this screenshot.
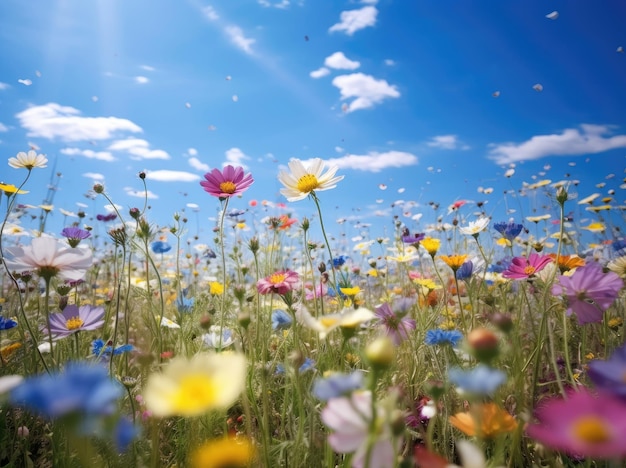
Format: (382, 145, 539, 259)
(275, 357, 316, 375)
(92, 339, 134, 359)
(456, 261, 474, 280)
(177, 295, 194, 314)
(150, 241, 171, 254)
(613, 239, 626, 256)
(448, 365, 506, 396)
(488, 257, 512, 274)
(312, 371, 364, 401)
(271, 309, 293, 331)
(493, 221, 523, 241)
(0, 316, 18, 330)
(113, 417, 140, 453)
(425, 329, 463, 347)
(332, 255, 349, 268)
(588, 342, 626, 399)
(10, 361, 123, 420)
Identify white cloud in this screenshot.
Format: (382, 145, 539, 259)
(324, 52, 360, 70)
(329, 6, 377, 36)
(189, 157, 209, 172)
(488, 124, 626, 164)
(203, 6, 219, 20)
(326, 151, 418, 172)
(82, 172, 105, 181)
(140, 65, 155, 71)
(331, 73, 400, 112)
(427, 135, 466, 150)
(108, 138, 170, 160)
(225, 26, 255, 54)
(310, 67, 330, 79)
(0, 122, 8, 132)
(144, 170, 201, 182)
(61, 147, 116, 162)
(224, 147, 251, 169)
(361, 0, 378, 3)
(16, 103, 142, 142)
(124, 187, 158, 199)
(135, 76, 149, 84)
(384, 59, 395, 66)
(258, 0, 290, 7)
(188, 148, 198, 156)
(0, 82, 9, 90)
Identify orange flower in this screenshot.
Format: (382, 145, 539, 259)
(439, 254, 468, 272)
(547, 254, 585, 274)
(450, 402, 517, 438)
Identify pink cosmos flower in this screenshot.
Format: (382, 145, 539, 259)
(552, 262, 624, 325)
(257, 270, 299, 295)
(200, 165, 254, 198)
(502, 253, 552, 280)
(526, 388, 626, 459)
(321, 391, 399, 468)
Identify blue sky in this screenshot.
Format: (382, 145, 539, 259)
(1, 0, 624, 248)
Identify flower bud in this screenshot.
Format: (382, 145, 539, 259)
(365, 336, 394, 370)
(467, 327, 499, 362)
(93, 183, 104, 194)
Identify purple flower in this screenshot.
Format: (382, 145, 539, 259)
(374, 302, 416, 345)
(200, 165, 254, 199)
(493, 221, 524, 241)
(588, 343, 626, 399)
(552, 262, 623, 325)
(61, 227, 91, 248)
(47, 304, 105, 339)
(456, 260, 474, 280)
(96, 213, 117, 222)
(402, 231, 425, 247)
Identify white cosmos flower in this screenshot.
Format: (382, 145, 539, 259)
(459, 217, 490, 236)
(8, 150, 48, 170)
(4, 236, 93, 282)
(278, 158, 344, 202)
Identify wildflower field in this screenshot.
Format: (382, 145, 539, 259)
(1, 150, 626, 468)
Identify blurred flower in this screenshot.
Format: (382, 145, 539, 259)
(296, 305, 375, 339)
(425, 329, 463, 347)
(312, 371, 364, 401)
(450, 402, 517, 438)
(96, 213, 117, 222)
(440, 254, 468, 272)
(493, 221, 523, 241)
(10, 362, 123, 421)
(278, 158, 344, 202)
(402, 231, 425, 247)
(201, 326, 234, 349)
(151, 241, 172, 254)
(200, 165, 254, 198)
(4, 236, 93, 282)
(421, 237, 441, 256)
(588, 342, 626, 398)
(8, 150, 48, 170)
(547, 254, 585, 274)
(113, 417, 140, 453)
(160, 316, 181, 329)
(607, 256, 626, 278)
(0, 375, 24, 396)
(91, 339, 134, 360)
(0, 316, 18, 330)
(448, 365, 506, 396)
(321, 391, 397, 468)
(526, 388, 626, 458)
(47, 304, 105, 339)
(60, 226, 91, 248)
(502, 253, 552, 280)
(459, 217, 490, 237)
(190, 436, 256, 468)
(0, 183, 28, 195)
(552, 262, 623, 325)
(271, 309, 293, 331)
(374, 302, 416, 345)
(209, 281, 224, 295)
(332, 255, 349, 268)
(257, 270, 299, 295)
(143, 352, 246, 417)
(455, 261, 474, 280)
(276, 357, 316, 375)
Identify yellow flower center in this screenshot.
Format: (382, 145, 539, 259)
(269, 273, 286, 284)
(320, 317, 339, 328)
(173, 374, 217, 414)
(523, 265, 536, 276)
(66, 317, 84, 330)
(572, 416, 611, 443)
(296, 174, 319, 194)
(219, 181, 237, 194)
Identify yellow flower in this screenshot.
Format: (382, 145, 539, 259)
(190, 436, 256, 468)
(526, 214, 551, 223)
(143, 352, 246, 417)
(586, 205, 612, 212)
(209, 281, 224, 295)
(450, 403, 517, 438)
(413, 278, 439, 290)
(421, 237, 441, 256)
(439, 254, 468, 272)
(0, 183, 28, 195)
(1, 342, 22, 361)
(339, 286, 361, 296)
(582, 222, 605, 233)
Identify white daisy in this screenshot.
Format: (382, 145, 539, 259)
(8, 150, 48, 170)
(278, 158, 344, 202)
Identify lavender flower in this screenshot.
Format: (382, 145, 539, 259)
(47, 304, 105, 339)
(61, 227, 91, 248)
(374, 302, 416, 345)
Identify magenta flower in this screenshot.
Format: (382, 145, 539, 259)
(374, 302, 416, 345)
(552, 262, 623, 325)
(526, 388, 626, 459)
(502, 253, 552, 280)
(47, 304, 105, 339)
(257, 270, 300, 295)
(200, 165, 254, 198)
